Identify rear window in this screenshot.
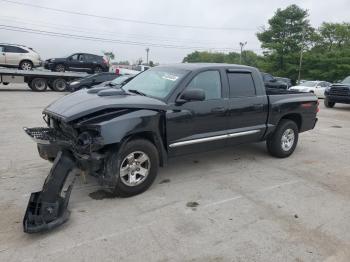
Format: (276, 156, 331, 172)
(227, 72, 256, 97)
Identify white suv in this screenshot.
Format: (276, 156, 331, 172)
(0, 44, 42, 70)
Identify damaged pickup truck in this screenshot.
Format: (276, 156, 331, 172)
(23, 63, 318, 233)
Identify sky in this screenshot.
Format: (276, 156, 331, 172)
(0, 0, 349, 64)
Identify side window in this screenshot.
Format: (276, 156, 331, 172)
(0, 46, 4, 52)
(186, 71, 222, 100)
(264, 74, 274, 82)
(70, 54, 78, 60)
(78, 54, 85, 61)
(4, 46, 27, 53)
(228, 73, 256, 97)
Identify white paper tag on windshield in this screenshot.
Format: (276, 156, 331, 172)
(162, 74, 179, 81)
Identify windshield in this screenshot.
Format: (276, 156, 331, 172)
(111, 75, 132, 85)
(341, 76, 350, 84)
(299, 81, 317, 87)
(122, 68, 189, 99)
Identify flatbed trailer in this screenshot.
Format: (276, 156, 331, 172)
(0, 68, 88, 92)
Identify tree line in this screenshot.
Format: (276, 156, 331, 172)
(183, 5, 350, 83)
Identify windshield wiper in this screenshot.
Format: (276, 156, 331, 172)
(128, 89, 147, 96)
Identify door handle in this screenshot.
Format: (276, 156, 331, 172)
(211, 107, 226, 113)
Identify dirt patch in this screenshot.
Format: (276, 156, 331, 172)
(88, 190, 117, 200)
(186, 201, 199, 208)
(159, 179, 171, 184)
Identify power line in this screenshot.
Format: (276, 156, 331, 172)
(0, 16, 244, 46)
(1, 0, 256, 31)
(0, 24, 252, 51)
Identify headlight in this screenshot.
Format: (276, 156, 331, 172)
(50, 59, 55, 62)
(70, 81, 80, 85)
(77, 131, 93, 148)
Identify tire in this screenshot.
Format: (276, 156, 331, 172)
(29, 78, 48, 92)
(266, 119, 299, 158)
(107, 139, 159, 197)
(19, 60, 33, 70)
(324, 98, 335, 108)
(54, 64, 65, 72)
(52, 78, 67, 92)
(2, 82, 9, 85)
(93, 66, 102, 73)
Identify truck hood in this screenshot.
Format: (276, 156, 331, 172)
(44, 88, 167, 122)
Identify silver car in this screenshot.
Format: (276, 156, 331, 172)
(0, 43, 42, 70)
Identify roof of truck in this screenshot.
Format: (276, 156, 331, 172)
(157, 63, 255, 71)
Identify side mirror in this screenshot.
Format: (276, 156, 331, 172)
(177, 89, 205, 104)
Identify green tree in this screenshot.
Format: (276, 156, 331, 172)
(257, 5, 314, 79)
(102, 51, 115, 62)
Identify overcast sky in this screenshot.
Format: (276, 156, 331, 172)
(1, 0, 349, 64)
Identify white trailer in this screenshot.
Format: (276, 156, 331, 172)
(0, 68, 87, 91)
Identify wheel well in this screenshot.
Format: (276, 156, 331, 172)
(280, 114, 302, 131)
(20, 59, 33, 65)
(125, 131, 166, 166)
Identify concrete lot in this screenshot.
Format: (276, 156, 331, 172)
(0, 84, 350, 262)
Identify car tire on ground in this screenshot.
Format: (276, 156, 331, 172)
(19, 60, 33, 70)
(324, 98, 335, 108)
(93, 66, 102, 73)
(107, 139, 159, 197)
(52, 78, 67, 92)
(2, 82, 9, 85)
(266, 119, 299, 158)
(54, 64, 65, 72)
(29, 78, 48, 92)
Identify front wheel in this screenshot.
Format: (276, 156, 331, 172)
(324, 98, 335, 108)
(108, 139, 159, 197)
(266, 120, 299, 158)
(54, 64, 65, 72)
(93, 66, 103, 73)
(19, 60, 33, 70)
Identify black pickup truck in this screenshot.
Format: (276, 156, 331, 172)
(324, 76, 350, 107)
(23, 63, 318, 233)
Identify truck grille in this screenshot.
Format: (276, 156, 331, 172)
(24, 127, 71, 144)
(329, 87, 350, 96)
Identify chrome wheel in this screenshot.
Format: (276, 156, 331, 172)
(21, 61, 32, 70)
(55, 64, 65, 72)
(281, 128, 295, 151)
(119, 151, 151, 187)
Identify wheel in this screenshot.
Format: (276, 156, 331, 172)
(2, 82, 9, 85)
(54, 64, 65, 72)
(52, 78, 67, 92)
(324, 98, 335, 108)
(29, 78, 48, 92)
(107, 139, 159, 197)
(266, 119, 299, 158)
(19, 60, 33, 70)
(93, 66, 102, 73)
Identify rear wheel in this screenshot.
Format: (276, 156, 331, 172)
(19, 60, 33, 70)
(324, 98, 335, 108)
(267, 119, 299, 158)
(54, 64, 65, 72)
(52, 78, 67, 92)
(29, 78, 48, 92)
(107, 139, 159, 197)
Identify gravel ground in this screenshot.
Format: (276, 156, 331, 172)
(0, 84, 350, 262)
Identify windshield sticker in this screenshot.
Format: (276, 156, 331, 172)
(162, 74, 179, 81)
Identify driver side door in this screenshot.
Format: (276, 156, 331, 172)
(166, 70, 229, 156)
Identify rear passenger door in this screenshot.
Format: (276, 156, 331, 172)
(226, 70, 268, 145)
(3, 46, 27, 66)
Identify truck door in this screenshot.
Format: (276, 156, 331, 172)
(0, 46, 5, 65)
(226, 70, 268, 145)
(167, 70, 229, 156)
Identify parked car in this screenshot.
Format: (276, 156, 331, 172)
(289, 81, 331, 98)
(110, 65, 140, 75)
(324, 76, 350, 108)
(275, 77, 292, 89)
(23, 63, 318, 233)
(68, 72, 118, 92)
(0, 43, 42, 70)
(261, 72, 288, 89)
(44, 53, 109, 73)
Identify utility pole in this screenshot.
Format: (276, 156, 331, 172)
(239, 42, 247, 64)
(298, 29, 306, 84)
(145, 48, 150, 65)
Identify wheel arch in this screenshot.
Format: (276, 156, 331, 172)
(279, 113, 302, 131)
